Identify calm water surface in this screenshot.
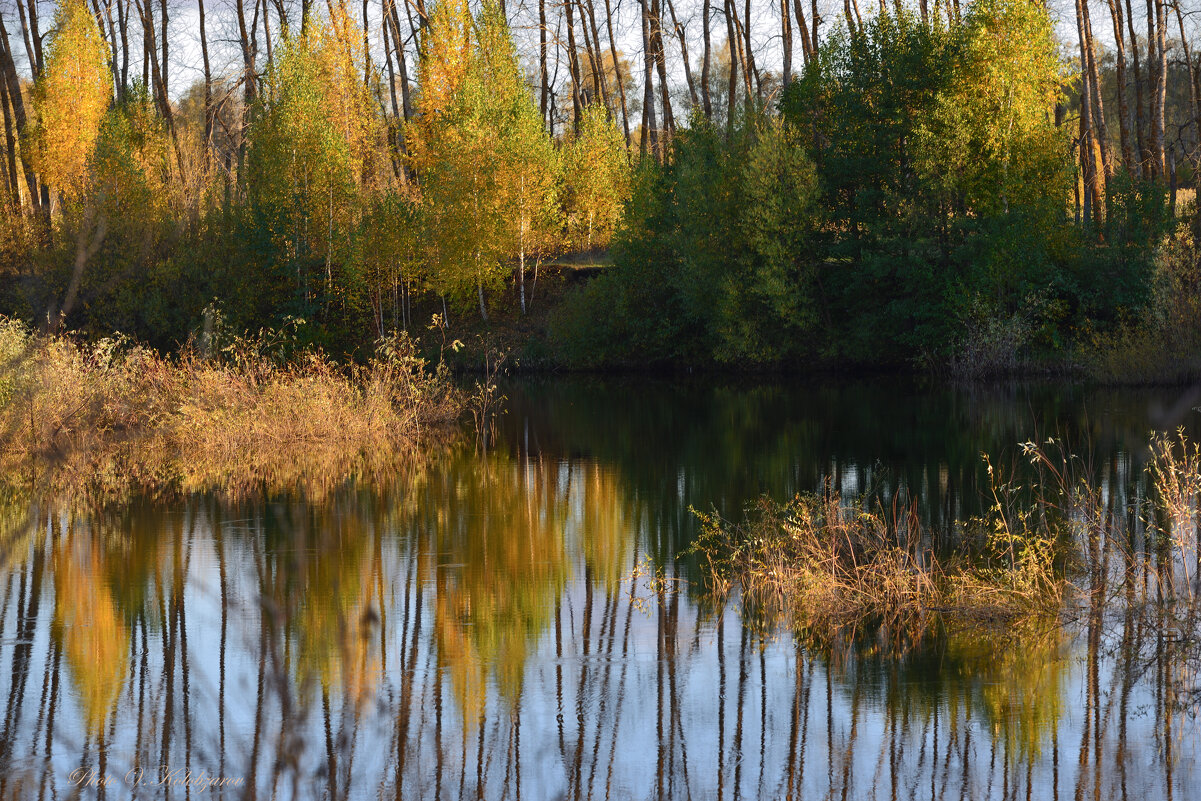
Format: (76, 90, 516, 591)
(1, 376, 1199, 800)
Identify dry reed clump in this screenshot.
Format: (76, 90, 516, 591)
(689, 487, 1068, 648)
(692, 431, 1201, 650)
(0, 317, 464, 497)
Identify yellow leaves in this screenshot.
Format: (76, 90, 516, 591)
(562, 105, 630, 251)
(29, 0, 112, 199)
(53, 537, 130, 734)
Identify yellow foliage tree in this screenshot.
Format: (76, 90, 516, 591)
(28, 0, 111, 202)
(562, 105, 630, 252)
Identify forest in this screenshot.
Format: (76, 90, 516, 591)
(0, 0, 1199, 377)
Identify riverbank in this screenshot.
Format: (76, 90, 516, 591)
(0, 318, 465, 497)
(428, 254, 1201, 385)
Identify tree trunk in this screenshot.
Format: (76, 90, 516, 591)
(17, 0, 43, 78)
(381, 1, 404, 179)
(702, 0, 712, 117)
(386, 0, 413, 121)
(1082, 0, 1110, 178)
(540, 0, 549, 125)
(742, 0, 759, 102)
(728, 1, 753, 110)
(160, 0, 168, 98)
(1147, 0, 1164, 177)
(603, 0, 631, 146)
(1104, 0, 1134, 177)
(1153, 0, 1167, 178)
(583, 0, 612, 113)
(199, 0, 213, 164)
(0, 74, 18, 205)
(574, 0, 602, 107)
(1172, 0, 1201, 238)
(1075, 0, 1100, 225)
(640, 0, 657, 158)
(781, 0, 792, 89)
(1125, 0, 1148, 176)
(565, 0, 584, 131)
(725, 0, 738, 136)
(793, 0, 813, 66)
(651, 0, 675, 139)
(0, 11, 38, 209)
(117, 0, 130, 96)
(665, 0, 698, 108)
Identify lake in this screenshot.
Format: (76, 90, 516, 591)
(0, 375, 1198, 800)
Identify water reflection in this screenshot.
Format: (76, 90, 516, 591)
(0, 377, 1197, 800)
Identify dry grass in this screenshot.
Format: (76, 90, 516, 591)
(0, 317, 464, 498)
(690, 488, 1067, 649)
(692, 430, 1201, 650)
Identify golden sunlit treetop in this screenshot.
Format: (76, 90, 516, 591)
(28, 0, 112, 199)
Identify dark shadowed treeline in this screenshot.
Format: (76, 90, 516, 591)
(0, 0, 1199, 374)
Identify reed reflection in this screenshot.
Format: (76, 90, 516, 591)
(0, 378, 1195, 800)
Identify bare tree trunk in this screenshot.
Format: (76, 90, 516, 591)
(0, 11, 38, 208)
(665, 0, 698, 108)
(1104, 0, 1134, 177)
(90, 0, 119, 100)
(702, 0, 712, 117)
(565, 0, 584, 130)
(1125, 0, 1148, 176)
(583, 0, 612, 113)
(1172, 0, 1201, 238)
(651, 0, 675, 138)
(811, 0, 819, 56)
(199, 0, 213, 165)
(574, 0, 602, 107)
(262, 0, 273, 66)
(381, 0, 404, 179)
(735, 0, 754, 102)
(0, 74, 18, 205)
(793, 0, 813, 66)
(728, 0, 753, 110)
(781, 0, 792, 88)
(17, 0, 43, 78)
(386, 0, 413, 121)
(603, 0, 631, 146)
(1082, 0, 1111, 177)
(236, 0, 258, 175)
(725, 0, 738, 135)
(1075, 0, 1100, 224)
(640, 0, 658, 158)
(160, 0, 168, 98)
(540, 0, 550, 124)
(1148, 0, 1165, 177)
(1153, 0, 1167, 178)
(117, 0, 130, 95)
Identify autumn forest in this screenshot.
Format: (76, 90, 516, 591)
(0, 0, 1199, 377)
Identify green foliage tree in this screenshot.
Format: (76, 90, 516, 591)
(552, 112, 820, 366)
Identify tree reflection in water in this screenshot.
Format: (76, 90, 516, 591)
(0, 377, 1197, 800)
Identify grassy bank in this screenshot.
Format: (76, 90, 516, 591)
(689, 433, 1201, 649)
(0, 317, 465, 497)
